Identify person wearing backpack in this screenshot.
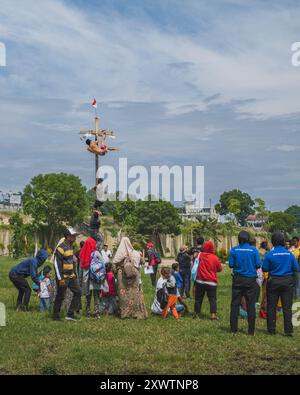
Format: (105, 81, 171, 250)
(112, 237, 148, 319)
(89, 241, 107, 318)
(146, 242, 161, 287)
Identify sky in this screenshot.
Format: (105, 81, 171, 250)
(0, 0, 300, 210)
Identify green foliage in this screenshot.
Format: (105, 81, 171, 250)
(267, 212, 297, 234)
(215, 189, 255, 226)
(285, 205, 300, 231)
(216, 249, 229, 264)
(22, 173, 89, 248)
(8, 213, 32, 258)
(105, 196, 181, 240)
(134, 199, 181, 237)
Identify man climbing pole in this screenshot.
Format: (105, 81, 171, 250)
(85, 132, 118, 156)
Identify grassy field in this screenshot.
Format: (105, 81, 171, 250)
(0, 256, 299, 375)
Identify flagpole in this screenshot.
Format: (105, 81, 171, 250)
(94, 103, 99, 186)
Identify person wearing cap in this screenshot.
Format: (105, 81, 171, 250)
(146, 242, 160, 288)
(9, 249, 48, 311)
(53, 228, 82, 321)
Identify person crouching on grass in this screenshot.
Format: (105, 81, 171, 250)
(9, 249, 48, 312)
(161, 269, 181, 320)
(151, 267, 188, 318)
(193, 241, 222, 320)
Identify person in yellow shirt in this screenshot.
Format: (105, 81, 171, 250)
(291, 237, 300, 299)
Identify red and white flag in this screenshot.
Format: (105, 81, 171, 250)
(92, 98, 97, 108)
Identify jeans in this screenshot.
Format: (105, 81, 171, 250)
(53, 277, 81, 318)
(194, 282, 217, 314)
(230, 274, 258, 335)
(266, 275, 294, 334)
(180, 270, 191, 297)
(39, 298, 51, 312)
(9, 271, 32, 310)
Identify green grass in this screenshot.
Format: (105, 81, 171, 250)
(0, 257, 299, 375)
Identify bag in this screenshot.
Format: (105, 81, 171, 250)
(156, 285, 168, 309)
(150, 249, 161, 265)
(123, 257, 137, 278)
(90, 251, 106, 283)
(191, 252, 201, 282)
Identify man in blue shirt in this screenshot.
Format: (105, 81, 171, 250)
(9, 249, 48, 311)
(263, 231, 299, 336)
(229, 231, 261, 335)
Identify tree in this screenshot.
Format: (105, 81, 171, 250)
(285, 205, 300, 231)
(134, 199, 181, 238)
(267, 212, 296, 234)
(254, 198, 269, 220)
(22, 173, 88, 248)
(9, 213, 35, 258)
(215, 189, 255, 226)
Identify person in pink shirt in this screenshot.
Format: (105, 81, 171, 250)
(99, 262, 118, 315)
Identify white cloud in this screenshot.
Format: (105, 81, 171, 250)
(0, 0, 300, 117)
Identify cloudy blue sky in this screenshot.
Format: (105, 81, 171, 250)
(0, 0, 300, 210)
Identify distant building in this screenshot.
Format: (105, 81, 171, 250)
(0, 191, 22, 211)
(246, 214, 268, 228)
(180, 200, 219, 222)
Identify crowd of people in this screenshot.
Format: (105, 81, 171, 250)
(7, 217, 300, 336)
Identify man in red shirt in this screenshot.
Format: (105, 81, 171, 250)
(194, 241, 223, 320)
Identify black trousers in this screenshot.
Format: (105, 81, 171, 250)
(53, 277, 82, 317)
(150, 265, 158, 287)
(9, 271, 32, 309)
(194, 282, 217, 314)
(230, 275, 258, 334)
(266, 275, 294, 334)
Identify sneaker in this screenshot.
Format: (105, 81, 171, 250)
(284, 333, 293, 337)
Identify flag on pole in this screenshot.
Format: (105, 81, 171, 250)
(92, 98, 97, 108)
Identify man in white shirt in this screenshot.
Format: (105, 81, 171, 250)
(94, 178, 107, 209)
(101, 244, 112, 264)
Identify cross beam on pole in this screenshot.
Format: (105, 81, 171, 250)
(80, 116, 115, 186)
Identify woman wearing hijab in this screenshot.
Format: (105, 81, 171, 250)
(112, 237, 148, 319)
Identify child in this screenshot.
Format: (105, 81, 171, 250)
(172, 262, 183, 293)
(99, 262, 118, 315)
(38, 266, 53, 312)
(161, 269, 179, 320)
(151, 267, 187, 316)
